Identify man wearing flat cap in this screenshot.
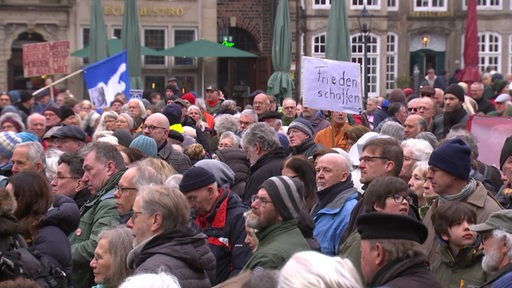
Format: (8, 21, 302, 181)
(180, 166, 251, 285)
(470, 210, 512, 287)
(243, 176, 309, 271)
(259, 110, 289, 149)
(357, 213, 443, 287)
(52, 125, 86, 153)
(205, 84, 222, 116)
(422, 138, 501, 263)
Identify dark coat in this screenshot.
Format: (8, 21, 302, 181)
(182, 115, 212, 154)
(243, 147, 288, 204)
(131, 226, 216, 288)
(36, 194, 79, 286)
(480, 263, 512, 288)
(290, 138, 322, 160)
(158, 141, 191, 174)
(194, 191, 251, 285)
(214, 148, 250, 197)
(369, 253, 443, 288)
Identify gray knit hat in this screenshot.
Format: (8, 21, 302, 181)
(259, 176, 304, 220)
(288, 118, 314, 138)
(380, 121, 404, 141)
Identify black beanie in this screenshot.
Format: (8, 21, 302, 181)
(259, 176, 304, 221)
(162, 104, 182, 125)
(180, 166, 216, 193)
(500, 136, 512, 169)
(429, 138, 471, 180)
(60, 105, 75, 120)
(43, 106, 62, 119)
(357, 212, 428, 244)
(444, 84, 465, 102)
(20, 90, 33, 103)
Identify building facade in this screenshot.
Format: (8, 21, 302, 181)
(0, 0, 280, 103)
(299, 0, 512, 98)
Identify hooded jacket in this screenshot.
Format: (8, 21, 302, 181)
(214, 148, 250, 197)
(129, 226, 216, 288)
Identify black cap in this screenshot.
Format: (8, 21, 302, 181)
(167, 76, 178, 82)
(53, 126, 86, 142)
(357, 212, 428, 244)
(258, 111, 282, 122)
(205, 84, 218, 91)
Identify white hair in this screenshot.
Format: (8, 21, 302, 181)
(119, 271, 181, 288)
(165, 174, 183, 190)
(401, 138, 433, 161)
(493, 229, 512, 259)
(278, 251, 363, 288)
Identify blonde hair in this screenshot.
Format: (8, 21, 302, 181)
(98, 226, 134, 287)
(138, 185, 189, 232)
(137, 157, 177, 181)
(278, 251, 363, 288)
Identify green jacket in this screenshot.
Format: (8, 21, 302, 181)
(243, 219, 309, 271)
(431, 245, 487, 288)
(69, 170, 124, 288)
(337, 230, 363, 280)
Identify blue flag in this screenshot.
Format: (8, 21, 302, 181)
(83, 50, 130, 109)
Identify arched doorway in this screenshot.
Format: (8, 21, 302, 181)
(8, 31, 46, 90)
(218, 27, 267, 108)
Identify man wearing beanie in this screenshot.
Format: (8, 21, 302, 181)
(0, 131, 21, 178)
(431, 84, 468, 139)
(43, 106, 63, 131)
(498, 136, 512, 208)
(243, 176, 310, 271)
(357, 213, 442, 287)
(421, 138, 501, 263)
(288, 117, 322, 159)
(180, 166, 251, 285)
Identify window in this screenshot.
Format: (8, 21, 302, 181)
(414, 0, 447, 11)
(386, 33, 398, 91)
(463, 0, 501, 9)
(313, 0, 331, 9)
(144, 75, 165, 92)
(351, 33, 379, 97)
(113, 28, 122, 39)
(387, 0, 398, 10)
(478, 32, 500, 72)
(312, 33, 326, 56)
(173, 29, 196, 66)
(351, 0, 380, 9)
(144, 28, 166, 66)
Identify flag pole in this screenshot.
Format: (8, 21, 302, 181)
(32, 69, 84, 96)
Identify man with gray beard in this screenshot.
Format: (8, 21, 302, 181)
(470, 210, 512, 287)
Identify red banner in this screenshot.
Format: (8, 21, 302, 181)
(23, 41, 70, 77)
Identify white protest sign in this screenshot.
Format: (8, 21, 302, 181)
(301, 56, 362, 114)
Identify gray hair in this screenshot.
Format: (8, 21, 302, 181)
(401, 138, 433, 162)
(493, 229, 512, 259)
(128, 99, 147, 119)
(278, 251, 363, 288)
(282, 98, 297, 106)
(138, 184, 189, 232)
(214, 114, 238, 135)
(132, 165, 165, 189)
(120, 271, 181, 288)
(195, 98, 206, 111)
(15, 142, 45, 169)
(221, 99, 237, 110)
(241, 122, 280, 152)
(187, 105, 201, 114)
(27, 113, 46, 128)
(82, 142, 126, 171)
(58, 152, 84, 178)
(219, 131, 241, 148)
(240, 109, 258, 123)
(98, 226, 134, 287)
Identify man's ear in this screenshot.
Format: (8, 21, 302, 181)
(151, 213, 163, 233)
(105, 160, 116, 176)
(385, 161, 395, 174)
(375, 242, 386, 266)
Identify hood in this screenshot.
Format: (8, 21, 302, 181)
(136, 226, 216, 272)
(38, 194, 80, 235)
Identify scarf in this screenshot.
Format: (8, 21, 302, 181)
(439, 178, 475, 203)
(206, 97, 219, 108)
(312, 176, 354, 215)
(443, 106, 467, 136)
(195, 189, 228, 230)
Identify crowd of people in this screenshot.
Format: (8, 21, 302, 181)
(1, 70, 512, 287)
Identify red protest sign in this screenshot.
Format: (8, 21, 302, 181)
(23, 41, 70, 77)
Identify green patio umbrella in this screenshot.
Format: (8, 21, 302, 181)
(157, 39, 257, 57)
(326, 0, 351, 61)
(89, 0, 109, 63)
(121, 0, 142, 89)
(267, 0, 294, 101)
(70, 39, 161, 58)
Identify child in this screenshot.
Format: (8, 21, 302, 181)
(431, 202, 487, 288)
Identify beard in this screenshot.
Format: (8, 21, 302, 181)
(246, 209, 278, 230)
(482, 247, 503, 273)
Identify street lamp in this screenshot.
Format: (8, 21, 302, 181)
(357, 5, 372, 112)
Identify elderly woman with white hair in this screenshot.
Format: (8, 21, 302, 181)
(399, 138, 433, 183)
(278, 251, 363, 288)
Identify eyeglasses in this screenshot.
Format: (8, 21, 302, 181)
(480, 231, 494, 245)
(359, 156, 388, 163)
(143, 124, 167, 132)
(131, 211, 144, 221)
(287, 128, 305, 136)
(251, 195, 273, 205)
(389, 194, 412, 204)
(52, 175, 79, 182)
(408, 107, 418, 112)
(115, 185, 137, 195)
(218, 143, 233, 149)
